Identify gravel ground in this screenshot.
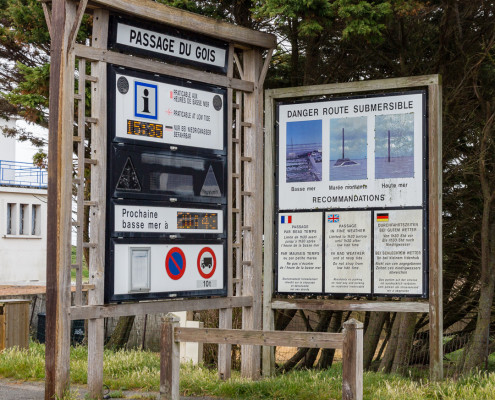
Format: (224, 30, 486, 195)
(0, 378, 226, 400)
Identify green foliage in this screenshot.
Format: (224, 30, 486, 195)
(333, 0, 392, 42)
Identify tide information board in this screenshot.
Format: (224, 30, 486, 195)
(275, 91, 428, 297)
(105, 63, 228, 303)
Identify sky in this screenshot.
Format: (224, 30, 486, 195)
(15, 120, 48, 163)
(330, 117, 367, 160)
(286, 119, 322, 147)
(375, 113, 414, 158)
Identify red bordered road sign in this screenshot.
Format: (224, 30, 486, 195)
(197, 247, 216, 279)
(165, 247, 186, 280)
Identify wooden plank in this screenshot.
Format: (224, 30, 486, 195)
(235, 91, 242, 296)
(160, 315, 180, 400)
(45, 1, 77, 398)
(75, 57, 85, 308)
(428, 81, 443, 381)
(175, 328, 344, 349)
(73, 44, 254, 92)
(69, 296, 253, 320)
(87, 9, 109, 399)
(88, 0, 276, 49)
(266, 75, 440, 100)
(342, 319, 363, 400)
(218, 42, 235, 381)
(240, 49, 263, 379)
(271, 299, 430, 313)
(262, 89, 276, 377)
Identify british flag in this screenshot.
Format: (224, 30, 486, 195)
(328, 214, 339, 223)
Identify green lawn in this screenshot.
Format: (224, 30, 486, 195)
(2, 343, 495, 400)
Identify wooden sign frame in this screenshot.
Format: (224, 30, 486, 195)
(44, 1, 275, 398)
(263, 76, 443, 380)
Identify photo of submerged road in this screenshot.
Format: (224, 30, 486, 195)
(375, 113, 415, 179)
(286, 120, 322, 182)
(329, 117, 367, 181)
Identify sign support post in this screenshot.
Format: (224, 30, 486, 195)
(87, 8, 109, 398)
(45, 1, 77, 398)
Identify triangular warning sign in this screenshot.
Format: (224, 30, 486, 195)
(116, 157, 141, 191)
(200, 165, 221, 197)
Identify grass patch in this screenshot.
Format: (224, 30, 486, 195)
(71, 245, 89, 283)
(3, 343, 495, 399)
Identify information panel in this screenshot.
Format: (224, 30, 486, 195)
(113, 203, 224, 234)
(108, 16, 229, 73)
(275, 90, 428, 297)
(373, 209, 424, 295)
(109, 66, 226, 151)
(324, 211, 372, 294)
(108, 240, 226, 301)
(278, 92, 425, 210)
(277, 212, 323, 293)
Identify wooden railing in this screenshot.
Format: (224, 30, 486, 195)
(160, 315, 363, 400)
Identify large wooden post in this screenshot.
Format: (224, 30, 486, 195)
(87, 8, 109, 399)
(428, 81, 443, 381)
(241, 48, 264, 379)
(262, 88, 276, 377)
(45, 1, 77, 398)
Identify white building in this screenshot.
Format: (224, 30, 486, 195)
(0, 118, 47, 284)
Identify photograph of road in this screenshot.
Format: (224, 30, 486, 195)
(286, 120, 322, 182)
(329, 117, 367, 181)
(375, 113, 414, 179)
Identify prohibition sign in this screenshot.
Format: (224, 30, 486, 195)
(197, 247, 216, 279)
(165, 247, 186, 280)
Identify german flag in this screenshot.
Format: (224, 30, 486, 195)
(376, 213, 389, 222)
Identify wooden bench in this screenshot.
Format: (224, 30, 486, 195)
(160, 315, 363, 400)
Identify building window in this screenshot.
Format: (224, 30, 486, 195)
(129, 247, 151, 292)
(19, 204, 28, 235)
(7, 203, 15, 234)
(32, 204, 41, 235)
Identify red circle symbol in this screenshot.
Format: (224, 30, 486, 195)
(165, 247, 186, 280)
(197, 247, 216, 279)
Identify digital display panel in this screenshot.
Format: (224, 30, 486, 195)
(127, 119, 164, 138)
(177, 211, 218, 230)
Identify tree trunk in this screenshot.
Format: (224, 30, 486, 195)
(460, 221, 495, 373)
(317, 311, 343, 369)
(363, 312, 387, 370)
(105, 316, 135, 350)
(391, 313, 416, 373)
(279, 310, 333, 372)
(274, 309, 297, 331)
(379, 313, 401, 373)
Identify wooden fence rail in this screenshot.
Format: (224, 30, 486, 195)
(160, 315, 363, 400)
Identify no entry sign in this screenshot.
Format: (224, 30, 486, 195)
(165, 247, 186, 280)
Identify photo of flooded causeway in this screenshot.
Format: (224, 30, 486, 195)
(286, 120, 322, 182)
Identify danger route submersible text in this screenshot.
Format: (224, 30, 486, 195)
(286, 100, 414, 119)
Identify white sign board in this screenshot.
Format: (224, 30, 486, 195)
(373, 209, 424, 295)
(114, 71, 225, 150)
(278, 92, 424, 209)
(114, 204, 223, 234)
(113, 243, 224, 295)
(325, 211, 372, 294)
(115, 22, 227, 70)
(277, 212, 323, 293)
